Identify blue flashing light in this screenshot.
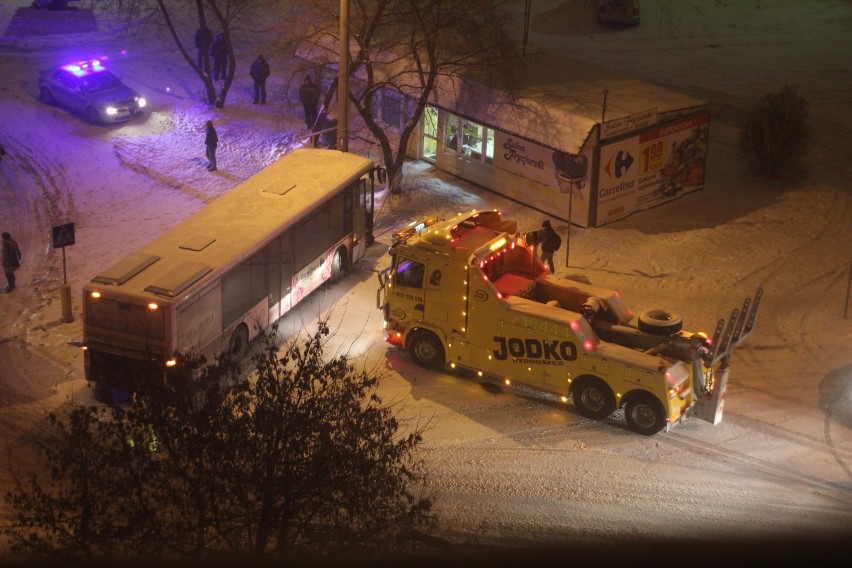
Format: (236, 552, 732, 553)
(61, 58, 107, 77)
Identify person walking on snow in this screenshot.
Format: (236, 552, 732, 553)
(205, 120, 218, 171)
(539, 219, 561, 273)
(250, 55, 270, 105)
(298, 75, 320, 129)
(1, 232, 22, 293)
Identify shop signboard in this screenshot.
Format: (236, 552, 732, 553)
(595, 112, 710, 226)
(492, 131, 592, 227)
(601, 107, 657, 140)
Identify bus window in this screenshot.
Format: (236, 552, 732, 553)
(222, 249, 267, 328)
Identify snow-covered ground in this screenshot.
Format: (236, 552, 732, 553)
(0, 0, 850, 557)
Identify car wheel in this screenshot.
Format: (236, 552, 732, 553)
(638, 308, 682, 335)
(86, 106, 101, 125)
(228, 324, 249, 363)
(572, 376, 616, 420)
(40, 87, 55, 105)
(625, 392, 667, 435)
(407, 330, 445, 370)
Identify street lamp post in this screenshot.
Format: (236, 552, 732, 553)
(559, 175, 573, 268)
(337, 0, 349, 152)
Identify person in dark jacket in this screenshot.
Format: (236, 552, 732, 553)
(194, 26, 212, 69)
(298, 75, 321, 128)
(250, 55, 270, 105)
(210, 33, 228, 81)
(539, 219, 560, 273)
(1, 232, 22, 293)
(205, 120, 218, 171)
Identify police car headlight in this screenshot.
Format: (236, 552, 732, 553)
(105, 106, 118, 116)
(136, 97, 146, 108)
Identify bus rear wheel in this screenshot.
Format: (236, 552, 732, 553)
(228, 325, 249, 363)
(625, 392, 667, 435)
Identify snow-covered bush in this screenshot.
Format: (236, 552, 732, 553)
(740, 86, 810, 178)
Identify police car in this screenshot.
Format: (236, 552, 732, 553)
(38, 59, 146, 124)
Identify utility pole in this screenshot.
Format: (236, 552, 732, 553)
(337, 0, 349, 152)
(561, 176, 573, 268)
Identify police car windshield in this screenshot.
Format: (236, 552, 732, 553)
(80, 70, 122, 92)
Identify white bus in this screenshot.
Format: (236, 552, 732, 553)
(83, 148, 384, 395)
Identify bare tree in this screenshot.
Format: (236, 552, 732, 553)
(105, 0, 275, 107)
(291, 0, 521, 192)
(5, 321, 431, 562)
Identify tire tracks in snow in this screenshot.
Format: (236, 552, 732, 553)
(661, 431, 852, 510)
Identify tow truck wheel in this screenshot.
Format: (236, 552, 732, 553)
(228, 324, 249, 363)
(40, 87, 55, 105)
(625, 392, 667, 436)
(638, 308, 682, 335)
(572, 377, 616, 420)
(408, 330, 445, 370)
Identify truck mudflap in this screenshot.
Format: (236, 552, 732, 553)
(690, 366, 729, 425)
(689, 288, 761, 426)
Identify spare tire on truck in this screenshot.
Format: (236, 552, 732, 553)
(638, 308, 682, 335)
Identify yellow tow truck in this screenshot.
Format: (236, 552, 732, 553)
(377, 210, 760, 435)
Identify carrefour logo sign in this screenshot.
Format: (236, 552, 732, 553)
(604, 150, 634, 179)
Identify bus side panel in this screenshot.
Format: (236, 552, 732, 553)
(177, 281, 223, 356)
(291, 242, 339, 307)
(352, 178, 369, 261)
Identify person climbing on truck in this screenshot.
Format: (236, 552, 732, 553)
(539, 219, 561, 273)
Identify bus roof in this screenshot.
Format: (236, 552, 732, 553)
(86, 148, 374, 301)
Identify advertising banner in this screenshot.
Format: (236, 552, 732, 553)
(596, 112, 709, 226)
(492, 131, 592, 227)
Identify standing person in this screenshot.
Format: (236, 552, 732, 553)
(205, 120, 218, 172)
(1, 232, 22, 293)
(194, 26, 212, 69)
(210, 33, 228, 81)
(250, 55, 270, 105)
(539, 220, 561, 273)
(298, 75, 320, 129)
